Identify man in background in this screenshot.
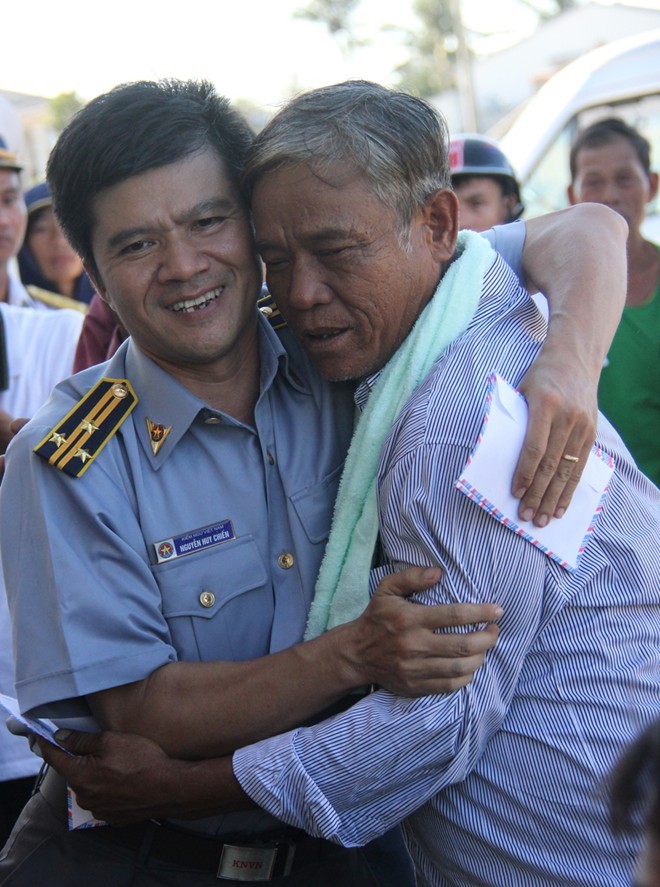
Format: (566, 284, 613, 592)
(449, 133, 523, 232)
(0, 138, 84, 844)
(568, 117, 660, 485)
(0, 140, 28, 308)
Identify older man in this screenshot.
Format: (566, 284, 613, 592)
(568, 117, 660, 485)
(2, 80, 632, 886)
(42, 82, 658, 887)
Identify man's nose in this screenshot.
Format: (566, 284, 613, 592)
(285, 257, 333, 310)
(601, 180, 621, 207)
(157, 237, 210, 282)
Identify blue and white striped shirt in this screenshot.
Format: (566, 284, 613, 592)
(234, 255, 660, 886)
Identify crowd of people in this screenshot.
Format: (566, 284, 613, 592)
(0, 75, 657, 887)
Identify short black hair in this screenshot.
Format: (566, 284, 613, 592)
(451, 172, 517, 199)
(47, 79, 254, 276)
(569, 117, 651, 181)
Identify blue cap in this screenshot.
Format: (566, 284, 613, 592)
(24, 181, 52, 216)
(0, 136, 22, 173)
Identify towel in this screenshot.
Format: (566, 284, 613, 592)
(304, 230, 496, 639)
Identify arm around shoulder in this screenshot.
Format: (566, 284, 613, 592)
(511, 204, 628, 524)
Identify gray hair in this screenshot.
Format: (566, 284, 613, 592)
(243, 81, 451, 240)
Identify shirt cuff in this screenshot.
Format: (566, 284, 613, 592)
(233, 729, 345, 843)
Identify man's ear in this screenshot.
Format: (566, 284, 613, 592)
(647, 171, 659, 204)
(83, 262, 110, 306)
(502, 193, 519, 220)
(567, 184, 577, 206)
(422, 188, 459, 262)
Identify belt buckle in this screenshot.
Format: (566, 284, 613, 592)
(217, 841, 295, 881)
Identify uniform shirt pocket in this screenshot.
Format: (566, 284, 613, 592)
(289, 462, 344, 545)
(151, 535, 270, 662)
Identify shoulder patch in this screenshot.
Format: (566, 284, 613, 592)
(257, 292, 287, 330)
(33, 378, 137, 477)
(26, 285, 88, 314)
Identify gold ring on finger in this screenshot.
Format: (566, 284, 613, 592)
(561, 453, 579, 463)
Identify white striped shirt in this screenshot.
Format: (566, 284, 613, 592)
(234, 255, 660, 886)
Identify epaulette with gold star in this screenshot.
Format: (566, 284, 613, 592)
(257, 291, 286, 330)
(33, 378, 137, 478)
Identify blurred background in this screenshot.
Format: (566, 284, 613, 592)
(1, 0, 659, 227)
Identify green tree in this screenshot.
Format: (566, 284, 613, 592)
(49, 92, 85, 133)
(394, 0, 456, 97)
(387, 0, 581, 98)
(295, 0, 364, 54)
(295, 0, 581, 98)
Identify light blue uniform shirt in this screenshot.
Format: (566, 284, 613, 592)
(1, 313, 355, 834)
(234, 255, 660, 885)
(1, 225, 524, 840)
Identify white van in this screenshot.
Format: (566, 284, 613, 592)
(498, 29, 660, 238)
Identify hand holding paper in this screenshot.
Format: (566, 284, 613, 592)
(456, 375, 614, 572)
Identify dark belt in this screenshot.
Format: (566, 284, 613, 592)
(38, 766, 325, 881)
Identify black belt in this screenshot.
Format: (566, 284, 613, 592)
(38, 766, 325, 881)
(95, 819, 311, 881)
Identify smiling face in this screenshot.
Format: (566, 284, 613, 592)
(27, 206, 84, 294)
(568, 135, 658, 235)
(252, 162, 457, 381)
(0, 170, 26, 266)
(89, 148, 263, 381)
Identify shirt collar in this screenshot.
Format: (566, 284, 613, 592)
(354, 370, 383, 413)
(105, 311, 312, 470)
(7, 273, 35, 308)
(256, 311, 311, 395)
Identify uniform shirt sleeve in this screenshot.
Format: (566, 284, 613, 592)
(234, 437, 569, 847)
(1, 412, 177, 719)
(481, 220, 526, 285)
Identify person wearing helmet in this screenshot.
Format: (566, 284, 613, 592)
(450, 134, 524, 232)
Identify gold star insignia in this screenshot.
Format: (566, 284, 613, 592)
(49, 432, 67, 447)
(79, 420, 99, 434)
(75, 448, 92, 464)
(145, 418, 172, 455)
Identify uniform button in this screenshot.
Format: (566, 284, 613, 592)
(266, 450, 275, 465)
(199, 591, 216, 608)
(277, 552, 295, 570)
(205, 416, 221, 425)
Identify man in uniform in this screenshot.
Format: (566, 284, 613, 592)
(0, 139, 29, 309)
(0, 139, 84, 845)
(1, 80, 630, 885)
(36, 82, 657, 887)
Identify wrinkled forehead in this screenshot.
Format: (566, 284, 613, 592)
(253, 157, 372, 200)
(575, 135, 645, 172)
(251, 160, 390, 240)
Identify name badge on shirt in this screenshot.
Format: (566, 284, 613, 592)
(154, 519, 236, 564)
